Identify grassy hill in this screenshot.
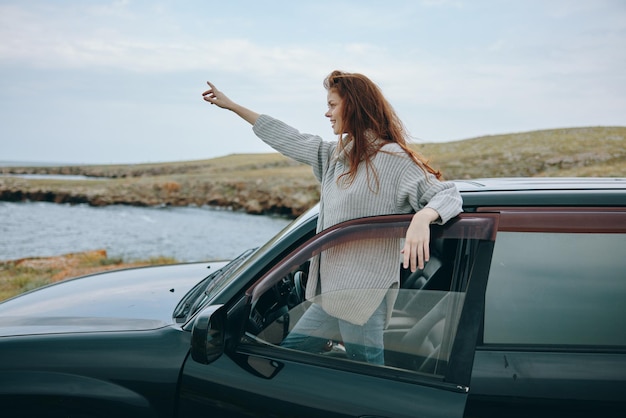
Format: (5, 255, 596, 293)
(1, 126, 624, 217)
(419, 126, 625, 179)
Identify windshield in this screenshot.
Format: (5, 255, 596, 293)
(175, 204, 319, 324)
(195, 205, 319, 305)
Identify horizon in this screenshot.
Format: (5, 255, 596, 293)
(2, 123, 624, 167)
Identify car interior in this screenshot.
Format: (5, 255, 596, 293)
(246, 233, 478, 377)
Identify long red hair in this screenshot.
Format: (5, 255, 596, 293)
(324, 70, 442, 189)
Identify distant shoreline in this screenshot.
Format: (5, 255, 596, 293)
(0, 174, 106, 181)
(1, 126, 624, 216)
(0, 155, 320, 217)
(0, 161, 77, 167)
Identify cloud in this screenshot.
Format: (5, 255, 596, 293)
(0, 0, 624, 163)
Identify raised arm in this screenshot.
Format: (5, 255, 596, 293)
(202, 81, 260, 125)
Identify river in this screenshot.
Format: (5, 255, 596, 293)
(0, 201, 292, 262)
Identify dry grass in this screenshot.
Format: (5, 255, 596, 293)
(4, 126, 624, 182)
(414, 126, 626, 179)
(0, 250, 177, 301)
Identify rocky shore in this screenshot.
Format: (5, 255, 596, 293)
(0, 175, 319, 217)
(1, 126, 624, 216)
(0, 154, 320, 217)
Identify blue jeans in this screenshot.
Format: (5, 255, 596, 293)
(281, 300, 386, 365)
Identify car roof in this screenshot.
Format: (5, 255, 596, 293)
(454, 177, 626, 192)
(454, 177, 626, 208)
(296, 177, 626, 221)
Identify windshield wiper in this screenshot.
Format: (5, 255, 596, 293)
(174, 248, 257, 322)
(173, 268, 220, 321)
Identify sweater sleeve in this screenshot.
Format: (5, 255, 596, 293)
(252, 114, 336, 182)
(399, 164, 463, 224)
(421, 178, 463, 224)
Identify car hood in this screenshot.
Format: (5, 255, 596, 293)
(0, 261, 228, 337)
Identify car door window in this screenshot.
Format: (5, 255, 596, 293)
(484, 210, 626, 347)
(244, 214, 496, 378)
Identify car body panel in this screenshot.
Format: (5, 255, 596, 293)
(0, 325, 191, 417)
(179, 352, 468, 418)
(0, 262, 225, 336)
(471, 350, 626, 401)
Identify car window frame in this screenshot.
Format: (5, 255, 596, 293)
(236, 213, 498, 388)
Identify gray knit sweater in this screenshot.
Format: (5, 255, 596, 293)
(253, 115, 463, 325)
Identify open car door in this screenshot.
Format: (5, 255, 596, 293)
(178, 213, 497, 418)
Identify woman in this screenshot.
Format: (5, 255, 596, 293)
(202, 70, 462, 364)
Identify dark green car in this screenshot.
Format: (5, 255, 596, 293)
(1, 178, 625, 418)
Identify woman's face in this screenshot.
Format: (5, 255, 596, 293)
(325, 90, 344, 135)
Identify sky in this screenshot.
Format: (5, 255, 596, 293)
(1, 0, 625, 165)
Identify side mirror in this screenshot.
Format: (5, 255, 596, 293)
(190, 304, 226, 364)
